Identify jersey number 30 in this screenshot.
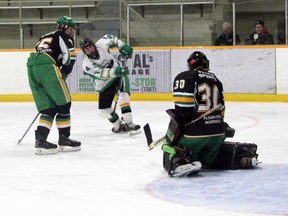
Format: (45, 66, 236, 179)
(174, 79, 185, 89)
(174, 80, 220, 111)
(198, 83, 220, 111)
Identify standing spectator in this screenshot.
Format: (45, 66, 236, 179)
(245, 20, 274, 45)
(215, 22, 240, 46)
(27, 16, 81, 155)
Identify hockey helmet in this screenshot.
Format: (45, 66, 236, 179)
(187, 51, 209, 71)
(56, 16, 76, 29)
(79, 37, 98, 59)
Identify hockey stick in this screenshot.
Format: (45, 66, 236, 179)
(112, 57, 128, 114)
(112, 77, 123, 114)
(143, 124, 165, 150)
(17, 112, 40, 145)
(144, 103, 223, 150)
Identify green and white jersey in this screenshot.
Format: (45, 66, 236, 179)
(82, 34, 125, 92)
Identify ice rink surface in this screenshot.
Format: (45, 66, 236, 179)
(0, 101, 287, 216)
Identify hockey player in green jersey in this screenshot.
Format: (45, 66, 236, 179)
(80, 35, 140, 135)
(161, 51, 258, 177)
(27, 16, 81, 155)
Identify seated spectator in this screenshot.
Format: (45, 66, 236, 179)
(245, 20, 274, 45)
(215, 22, 240, 46)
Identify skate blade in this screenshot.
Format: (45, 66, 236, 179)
(129, 129, 142, 137)
(35, 148, 58, 155)
(58, 146, 81, 152)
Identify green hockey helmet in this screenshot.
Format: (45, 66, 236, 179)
(56, 16, 76, 29)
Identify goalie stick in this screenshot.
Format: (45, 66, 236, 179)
(144, 104, 223, 150)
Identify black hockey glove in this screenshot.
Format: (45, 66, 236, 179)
(224, 122, 235, 138)
(60, 64, 74, 80)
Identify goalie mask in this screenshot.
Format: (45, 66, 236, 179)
(187, 51, 209, 71)
(79, 37, 99, 59)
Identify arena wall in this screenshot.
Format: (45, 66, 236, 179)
(0, 46, 287, 102)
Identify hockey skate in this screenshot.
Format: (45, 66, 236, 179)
(58, 134, 81, 152)
(170, 161, 202, 177)
(125, 123, 141, 136)
(112, 122, 127, 133)
(35, 131, 58, 155)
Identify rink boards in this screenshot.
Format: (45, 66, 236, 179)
(0, 46, 288, 102)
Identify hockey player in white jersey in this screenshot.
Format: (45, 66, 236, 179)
(80, 34, 141, 134)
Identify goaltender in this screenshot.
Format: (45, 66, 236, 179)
(161, 51, 259, 177)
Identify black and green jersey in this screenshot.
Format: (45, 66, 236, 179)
(173, 69, 225, 137)
(27, 30, 75, 112)
(35, 30, 75, 66)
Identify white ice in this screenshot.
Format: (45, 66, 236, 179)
(0, 101, 287, 216)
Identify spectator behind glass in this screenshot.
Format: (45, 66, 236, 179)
(215, 22, 240, 46)
(245, 20, 274, 45)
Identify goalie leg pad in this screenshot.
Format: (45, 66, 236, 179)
(212, 141, 259, 169)
(164, 109, 182, 145)
(162, 145, 201, 177)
